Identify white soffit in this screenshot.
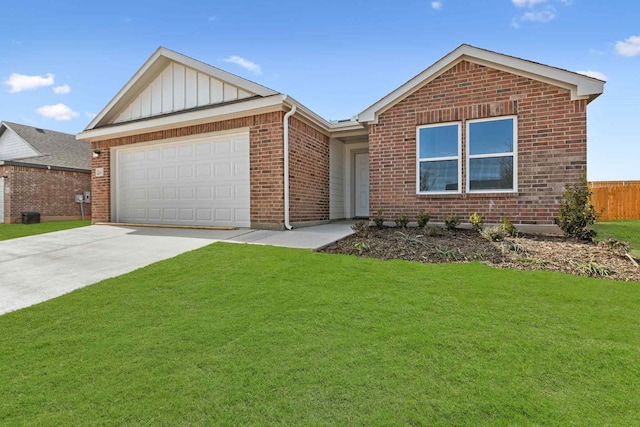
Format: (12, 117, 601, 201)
(86, 47, 279, 131)
(358, 44, 605, 123)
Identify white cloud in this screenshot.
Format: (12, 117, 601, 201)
(521, 6, 556, 22)
(510, 18, 521, 28)
(577, 70, 608, 81)
(36, 104, 79, 121)
(52, 84, 70, 94)
(615, 35, 640, 57)
(3, 73, 54, 93)
(512, 0, 547, 8)
(85, 112, 97, 119)
(223, 55, 262, 75)
(431, 1, 442, 10)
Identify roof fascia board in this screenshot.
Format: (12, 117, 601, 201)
(86, 47, 167, 130)
(358, 44, 604, 123)
(77, 94, 285, 142)
(86, 47, 279, 131)
(1, 160, 89, 173)
(282, 95, 334, 135)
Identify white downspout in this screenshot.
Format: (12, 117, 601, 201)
(283, 104, 297, 230)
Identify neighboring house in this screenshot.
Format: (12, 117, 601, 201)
(0, 122, 91, 223)
(77, 44, 604, 231)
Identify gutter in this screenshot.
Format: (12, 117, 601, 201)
(283, 103, 297, 230)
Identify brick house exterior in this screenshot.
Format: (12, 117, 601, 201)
(368, 60, 588, 225)
(78, 45, 603, 231)
(0, 122, 91, 223)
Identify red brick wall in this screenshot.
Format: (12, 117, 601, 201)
(369, 60, 588, 225)
(289, 117, 330, 223)
(90, 112, 287, 227)
(1, 165, 91, 222)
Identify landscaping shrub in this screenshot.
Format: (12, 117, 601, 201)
(351, 220, 369, 237)
(395, 213, 409, 229)
(556, 175, 599, 240)
(372, 209, 385, 229)
(444, 214, 460, 230)
(480, 226, 507, 242)
(469, 212, 484, 231)
(417, 210, 431, 228)
(499, 216, 518, 237)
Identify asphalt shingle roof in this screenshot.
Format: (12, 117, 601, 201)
(1, 122, 90, 171)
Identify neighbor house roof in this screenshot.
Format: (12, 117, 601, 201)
(357, 44, 605, 123)
(0, 122, 90, 171)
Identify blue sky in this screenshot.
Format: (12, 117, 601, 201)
(1, 0, 638, 180)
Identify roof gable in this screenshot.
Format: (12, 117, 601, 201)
(86, 47, 279, 130)
(358, 44, 605, 123)
(0, 124, 40, 160)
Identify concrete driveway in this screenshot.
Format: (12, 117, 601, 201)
(0, 223, 353, 315)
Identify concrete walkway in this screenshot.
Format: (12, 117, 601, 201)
(0, 222, 353, 315)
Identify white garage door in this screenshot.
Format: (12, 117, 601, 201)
(115, 132, 250, 227)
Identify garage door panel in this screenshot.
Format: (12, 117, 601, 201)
(116, 132, 250, 227)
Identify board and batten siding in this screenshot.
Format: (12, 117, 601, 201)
(0, 128, 39, 160)
(329, 139, 345, 220)
(114, 62, 255, 124)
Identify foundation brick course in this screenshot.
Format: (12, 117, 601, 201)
(368, 60, 588, 225)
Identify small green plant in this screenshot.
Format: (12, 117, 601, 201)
(433, 246, 463, 261)
(351, 220, 369, 237)
(581, 259, 610, 277)
(480, 226, 507, 242)
(501, 239, 527, 255)
(556, 174, 599, 240)
(395, 213, 409, 229)
(444, 214, 460, 231)
(417, 210, 431, 228)
(372, 209, 385, 229)
(500, 216, 518, 237)
(601, 237, 630, 256)
(354, 242, 371, 255)
(469, 212, 484, 231)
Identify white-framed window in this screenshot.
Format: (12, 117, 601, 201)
(466, 116, 517, 193)
(416, 122, 462, 194)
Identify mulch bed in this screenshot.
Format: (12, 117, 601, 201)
(321, 227, 640, 282)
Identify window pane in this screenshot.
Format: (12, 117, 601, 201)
(469, 157, 514, 191)
(469, 118, 513, 155)
(419, 160, 458, 192)
(419, 125, 459, 158)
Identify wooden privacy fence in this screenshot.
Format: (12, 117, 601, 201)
(589, 181, 640, 221)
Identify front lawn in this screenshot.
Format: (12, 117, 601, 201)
(1, 243, 639, 425)
(593, 219, 640, 256)
(0, 220, 90, 241)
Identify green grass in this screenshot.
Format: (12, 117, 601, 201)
(1, 243, 639, 425)
(0, 220, 90, 241)
(593, 219, 640, 256)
